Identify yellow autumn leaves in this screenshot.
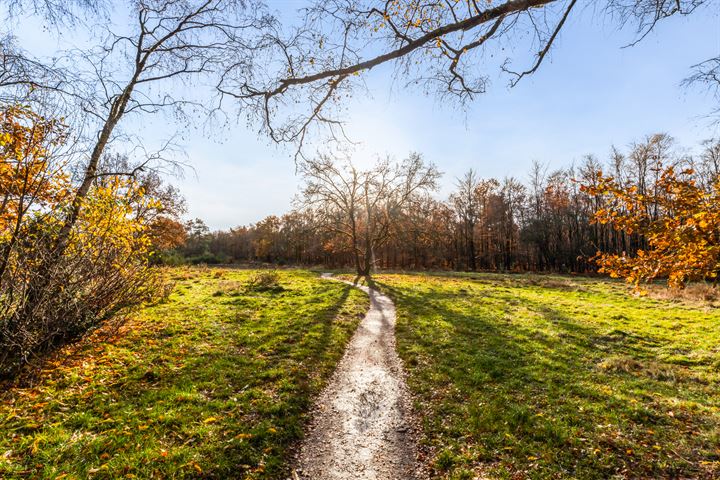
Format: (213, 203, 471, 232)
(1, 103, 166, 283)
(67, 176, 155, 264)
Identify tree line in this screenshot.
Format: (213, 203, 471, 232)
(176, 134, 720, 281)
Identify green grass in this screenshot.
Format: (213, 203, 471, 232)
(0, 268, 368, 479)
(360, 273, 720, 479)
(5, 268, 719, 479)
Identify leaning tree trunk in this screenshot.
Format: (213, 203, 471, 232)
(20, 80, 137, 322)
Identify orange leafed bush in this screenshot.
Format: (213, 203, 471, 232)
(0, 105, 179, 379)
(583, 166, 720, 288)
(0, 105, 70, 242)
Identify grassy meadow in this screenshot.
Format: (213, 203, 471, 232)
(2, 268, 719, 479)
(350, 273, 720, 479)
(0, 268, 368, 479)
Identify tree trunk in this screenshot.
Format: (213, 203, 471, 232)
(468, 224, 477, 271)
(20, 82, 137, 321)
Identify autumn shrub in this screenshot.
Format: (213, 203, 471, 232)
(0, 106, 174, 379)
(583, 159, 720, 288)
(246, 270, 282, 292)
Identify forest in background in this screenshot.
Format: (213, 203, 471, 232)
(173, 134, 720, 278)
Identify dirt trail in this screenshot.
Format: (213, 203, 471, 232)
(294, 273, 421, 479)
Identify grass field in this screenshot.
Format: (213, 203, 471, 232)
(3, 269, 719, 480)
(357, 273, 720, 479)
(0, 268, 368, 479)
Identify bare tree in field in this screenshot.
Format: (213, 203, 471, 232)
(299, 156, 363, 272)
(300, 153, 439, 276)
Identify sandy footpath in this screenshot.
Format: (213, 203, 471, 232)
(294, 273, 421, 479)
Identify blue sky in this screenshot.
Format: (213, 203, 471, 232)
(15, 2, 720, 229)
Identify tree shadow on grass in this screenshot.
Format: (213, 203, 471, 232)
(1, 277, 364, 480)
(373, 279, 719, 479)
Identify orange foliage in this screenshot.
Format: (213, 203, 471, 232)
(148, 216, 187, 251)
(0, 105, 69, 238)
(583, 166, 720, 288)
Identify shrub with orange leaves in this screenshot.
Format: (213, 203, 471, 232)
(583, 166, 720, 288)
(0, 105, 70, 276)
(0, 106, 180, 379)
